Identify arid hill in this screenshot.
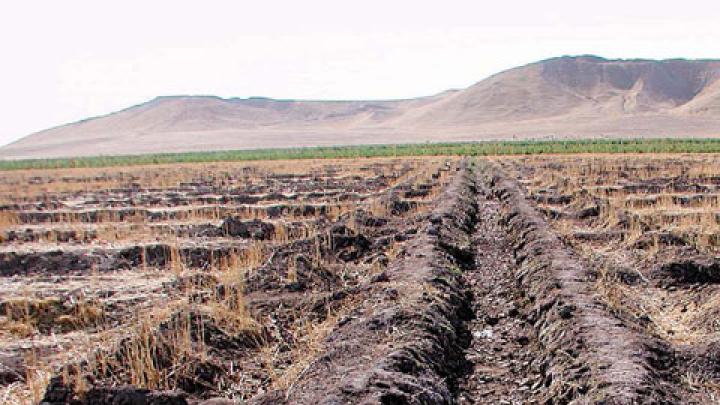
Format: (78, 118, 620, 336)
(3, 55, 720, 159)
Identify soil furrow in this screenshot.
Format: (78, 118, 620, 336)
(260, 161, 478, 404)
(477, 161, 678, 404)
(457, 179, 545, 404)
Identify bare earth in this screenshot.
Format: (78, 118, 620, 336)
(3, 156, 720, 403)
(3, 55, 720, 159)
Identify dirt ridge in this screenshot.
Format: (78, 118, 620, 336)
(479, 161, 677, 403)
(262, 161, 478, 404)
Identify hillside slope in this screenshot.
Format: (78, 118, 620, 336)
(3, 55, 720, 159)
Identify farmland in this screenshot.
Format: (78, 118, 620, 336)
(0, 154, 719, 404)
(494, 154, 720, 402)
(5, 138, 720, 171)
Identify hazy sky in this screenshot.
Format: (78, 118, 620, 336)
(1, 0, 719, 146)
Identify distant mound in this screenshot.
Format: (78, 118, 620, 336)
(4, 55, 720, 159)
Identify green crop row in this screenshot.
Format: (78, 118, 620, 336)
(2, 138, 720, 171)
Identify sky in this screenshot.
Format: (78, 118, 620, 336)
(1, 0, 719, 146)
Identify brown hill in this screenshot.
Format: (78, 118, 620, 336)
(4, 55, 720, 159)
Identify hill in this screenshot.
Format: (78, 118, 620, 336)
(3, 55, 720, 159)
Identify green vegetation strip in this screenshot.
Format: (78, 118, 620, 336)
(3, 138, 720, 170)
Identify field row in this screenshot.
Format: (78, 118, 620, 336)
(6, 138, 720, 171)
(0, 158, 454, 404)
(2, 155, 719, 404)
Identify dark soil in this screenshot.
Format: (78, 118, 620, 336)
(20, 158, 720, 404)
(457, 181, 545, 403)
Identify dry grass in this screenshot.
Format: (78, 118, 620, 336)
(503, 154, 720, 374)
(0, 346, 52, 405)
(681, 371, 720, 402)
(0, 157, 442, 201)
(81, 304, 204, 391)
(505, 154, 720, 253)
(272, 306, 345, 396)
(0, 295, 105, 337)
(0, 156, 453, 401)
(64, 276, 261, 396)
